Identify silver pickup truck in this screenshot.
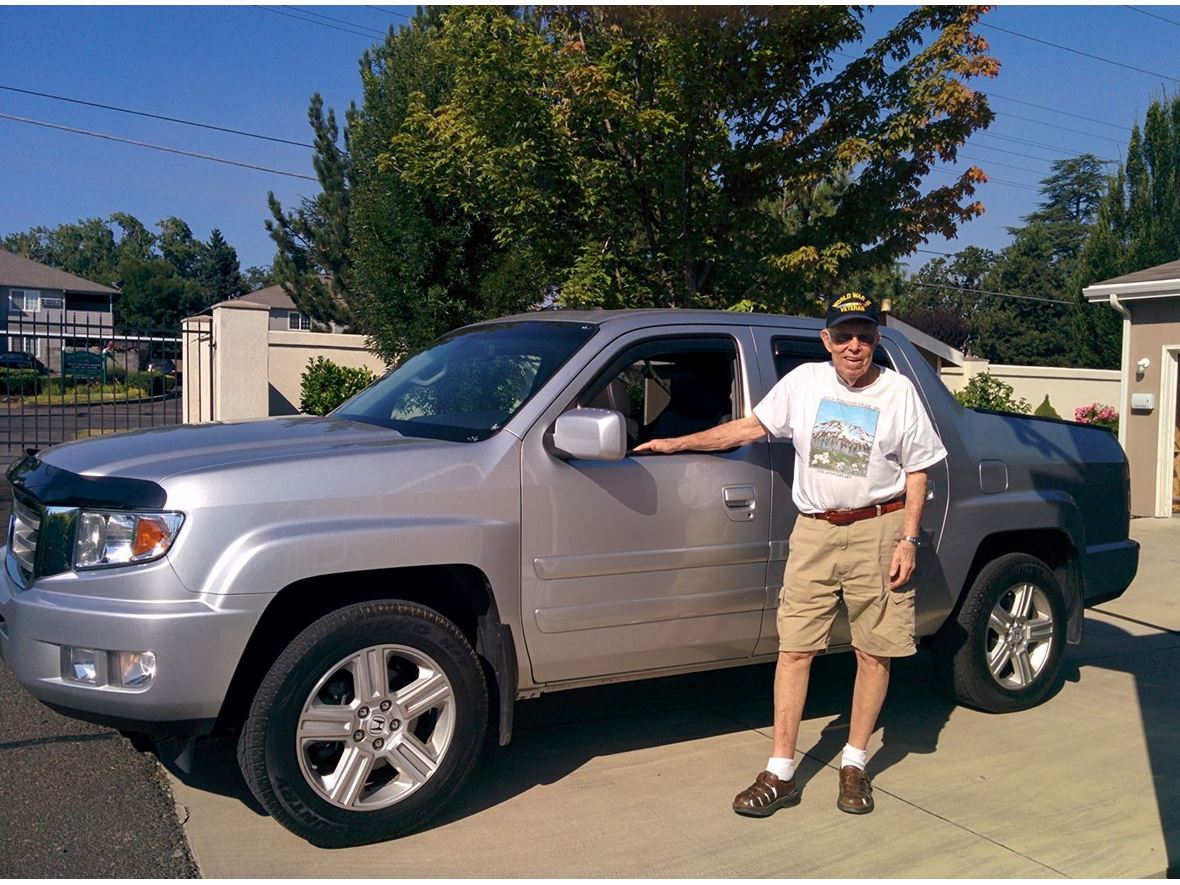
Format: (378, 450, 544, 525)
(0, 310, 1139, 847)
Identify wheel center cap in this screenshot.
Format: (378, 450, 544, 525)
(367, 714, 387, 736)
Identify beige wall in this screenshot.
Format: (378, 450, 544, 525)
(1124, 299, 1180, 516)
(939, 362, 1121, 418)
(184, 304, 387, 422)
(267, 330, 388, 415)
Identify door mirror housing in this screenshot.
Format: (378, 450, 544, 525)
(552, 409, 627, 461)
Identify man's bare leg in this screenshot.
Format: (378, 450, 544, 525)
(848, 648, 891, 751)
(772, 650, 818, 758)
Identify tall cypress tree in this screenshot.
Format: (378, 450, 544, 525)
(1072, 94, 1180, 369)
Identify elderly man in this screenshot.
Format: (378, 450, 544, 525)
(634, 292, 946, 815)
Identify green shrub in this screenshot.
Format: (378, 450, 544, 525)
(953, 373, 1031, 414)
(300, 356, 378, 415)
(1033, 395, 1060, 419)
(0, 368, 44, 396)
(127, 371, 177, 396)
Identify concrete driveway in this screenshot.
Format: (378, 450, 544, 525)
(167, 518, 1179, 878)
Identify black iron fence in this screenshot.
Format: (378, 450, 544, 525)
(1, 313, 183, 457)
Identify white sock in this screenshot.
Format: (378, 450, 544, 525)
(842, 744, 868, 770)
(766, 756, 796, 780)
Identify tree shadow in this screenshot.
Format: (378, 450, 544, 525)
(1058, 617, 1180, 878)
(165, 621, 1179, 875)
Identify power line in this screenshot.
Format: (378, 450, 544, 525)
(366, 5, 414, 19)
(978, 22, 1180, 84)
(1125, 6, 1180, 27)
(284, 6, 389, 38)
(930, 166, 1041, 192)
(986, 92, 1130, 132)
(0, 112, 318, 182)
(909, 280, 1072, 306)
(0, 83, 315, 150)
(991, 110, 1125, 146)
(963, 139, 1094, 166)
(253, 5, 380, 40)
(957, 153, 1052, 176)
(974, 131, 1114, 162)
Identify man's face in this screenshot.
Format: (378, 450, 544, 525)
(820, 320, 880, 385)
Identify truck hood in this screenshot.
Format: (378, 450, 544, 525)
(37, 416, 462, 483)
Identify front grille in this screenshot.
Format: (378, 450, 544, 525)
(8, 496, 42, 585)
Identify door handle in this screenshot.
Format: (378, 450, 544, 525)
(723, 485, 756, 521)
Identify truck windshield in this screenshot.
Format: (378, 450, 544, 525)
(334, 321, 598, 442)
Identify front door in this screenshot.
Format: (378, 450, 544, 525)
(520, 327, 771, 683)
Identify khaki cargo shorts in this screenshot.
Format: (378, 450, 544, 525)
(777, 507, 916, 657)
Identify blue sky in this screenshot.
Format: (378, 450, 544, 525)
(1, 4, 1178, 281)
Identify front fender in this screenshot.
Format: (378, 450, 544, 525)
(174, 515, 520, 600)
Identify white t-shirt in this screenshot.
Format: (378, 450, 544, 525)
(752, 361, 947, 514)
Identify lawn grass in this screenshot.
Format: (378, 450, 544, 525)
(22, 383, 153, 405)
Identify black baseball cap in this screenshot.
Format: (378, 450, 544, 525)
(825, 291, 880, 328)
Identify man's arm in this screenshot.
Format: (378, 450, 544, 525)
(632, 413, 767, 454)
(888, 469, 927, 590)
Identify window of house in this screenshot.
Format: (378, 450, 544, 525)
(41, 296, 64, 309)
(9, 289, 40, 313)
(288, 311, 312, 331)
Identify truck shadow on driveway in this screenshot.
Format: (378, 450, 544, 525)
(168, 618, 1178, 875)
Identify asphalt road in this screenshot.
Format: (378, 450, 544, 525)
(0, 395, 182, 454)
(0, 663, 198, 877)
(0, 472, 197, 878)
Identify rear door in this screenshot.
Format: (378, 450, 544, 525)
(519, 325, 772, 683)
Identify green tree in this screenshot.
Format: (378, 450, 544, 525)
(196, 229, 245, 305)
(895, 246, 997, 352)
(157, 217, 201, 279)
(266, 94, 355, 331)
(1072, 93, 1180, 369)
(242, 265, 275, 291)
(384, 6, 997, 318)
(113, 256, 205, 330)
(3, 215, 253, 330)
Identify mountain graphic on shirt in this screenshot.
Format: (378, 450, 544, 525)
(809, 398, 880, 477)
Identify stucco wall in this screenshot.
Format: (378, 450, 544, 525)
(267, 330, 388, 415)
(939, 362, 1121, 417)
(1124, 299, 1180, 516)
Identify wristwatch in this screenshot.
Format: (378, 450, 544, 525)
(901, 534, 922, 547)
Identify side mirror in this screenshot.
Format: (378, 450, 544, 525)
(552, 409, 627, 461)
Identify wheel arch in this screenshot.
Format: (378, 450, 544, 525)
(215, 563, 516, 744)
(956, 528, 1083, 644)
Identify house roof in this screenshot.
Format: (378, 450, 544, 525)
(0, 248, 119, 295)
(233, 284, 297, 310)
(1089, 258, 1180, 287)
(1083, 257, 1180, 301)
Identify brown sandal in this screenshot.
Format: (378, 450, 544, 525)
(733, 770, 801, 817)
(837, 765, 874, 814)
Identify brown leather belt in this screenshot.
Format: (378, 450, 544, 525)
(800, 496, 906, 526)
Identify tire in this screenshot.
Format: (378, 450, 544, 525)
(237, 600, 488, 847)
(934, 553, 1066, 713)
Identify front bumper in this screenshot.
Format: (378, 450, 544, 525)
(0, 548, 269, 734)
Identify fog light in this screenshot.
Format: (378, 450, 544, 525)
(114, 650, 156, 687)
(59, 646, 156, 688)
(61, 647, 99, 684)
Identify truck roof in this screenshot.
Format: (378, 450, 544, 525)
(475, 308, 827, 332)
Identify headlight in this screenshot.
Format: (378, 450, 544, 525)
(74, 510, 185, 569)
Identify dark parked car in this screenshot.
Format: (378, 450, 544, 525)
(146, 358, 177, 375)
(0, 351, 47, 374)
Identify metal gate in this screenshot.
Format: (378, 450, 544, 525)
(1, 314, 183, 458)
